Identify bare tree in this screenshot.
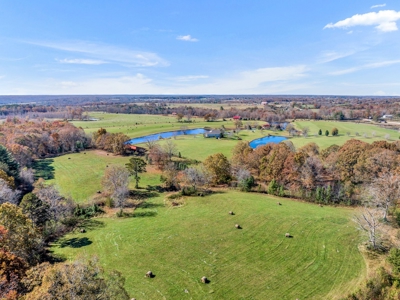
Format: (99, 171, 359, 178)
(35, 183, 74, 221)
(183, 165, 211, 191)
(0, 178, 20, 204)
(102, 166, 130, 214)
(161, 162, 180, 190)
(301, 126, 309, 137)
(145, 139, 158, 150)
(353, 207, 381, 249)
(163, 140, 177, 160)
(368, 173, 400, 221)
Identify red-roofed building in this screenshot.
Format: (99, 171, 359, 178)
(232, 115, 241, 120)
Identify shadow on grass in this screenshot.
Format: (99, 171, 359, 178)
(32, 159, 55, 180)
(79, 219, 106, 231)
(138, 202, 163, 209)
(129, 189, 160, 200)
(58, 237, 93, 248)
(123, 210, 158, 218)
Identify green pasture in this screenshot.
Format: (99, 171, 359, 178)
(291, 120, 399, 148)
(52, 191, 365, 300)
(72, 112, 229, 136)
(41, 151, 161, 203)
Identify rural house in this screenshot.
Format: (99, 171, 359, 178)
(204, 129, 222, 138)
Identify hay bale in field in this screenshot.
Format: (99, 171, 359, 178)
(235, 224, 241, 229)
(277, 202, 281, 205)
(229, 211, 234, 215)
(285, 233, 291, 238)
(145, 271, 154, 278)
(201, 276, 208, 283)
(80, 228, 86, 233)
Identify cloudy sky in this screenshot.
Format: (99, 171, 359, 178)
(0, 1, 400, 95)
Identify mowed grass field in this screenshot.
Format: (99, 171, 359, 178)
(52, 191, 365, 300)
(292, 120, 399, 148)
(44, 150, 162, 202)
(72, 112, 222, 136)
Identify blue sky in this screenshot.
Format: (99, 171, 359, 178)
(0, 1, 400, 95)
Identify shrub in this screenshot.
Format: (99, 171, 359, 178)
(388, 248, 400, 273)
(332, 128, 339, 136)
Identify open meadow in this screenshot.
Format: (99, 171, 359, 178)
(51, 191, 365, 300)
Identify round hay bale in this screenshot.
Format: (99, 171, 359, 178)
(201, 276, 208, 283)
(285, 233, 290, 238)
(97, 190, 101, 194)
(235, 224, 241, 229)
(80, 228, 86, 233)
(277, 202, 281, 205)
(145, 271, 153, 278)
(229, 211, 234, 215)
(319, 204, 323, 207)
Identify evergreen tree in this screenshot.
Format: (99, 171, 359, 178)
(0, 145, 20, 180)
(318, 129, 322, 135)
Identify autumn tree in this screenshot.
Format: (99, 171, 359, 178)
(0, 203, 43, 265)
(0, 235, 28, 299)
(204, 153, 231, 184)
(332, 127, 339, 136)
(102, 166, 130, 214)
(24, 256, 130, 300)
(148, 145, 169, 170)
(126, 157, 147, 189)
(160, 162, 180, 190)
(231, 141, 253, 168)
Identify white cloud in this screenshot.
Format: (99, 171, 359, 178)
(330, 59, 400, 75)
(26, 40, 169, 67)
(57, 58, 107, 65)
(318, 50, 357, 63)
(173, 65, 308, 94)
(173, 75, 209, 82)
(324, 10, 400, 32)
(371, 4, 386, 9)
(176, 35, 199, 42)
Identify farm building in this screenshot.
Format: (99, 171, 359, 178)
(125, 144, 147, 155)
(232, 115, 241, 120)
(204, 129, 222, 138)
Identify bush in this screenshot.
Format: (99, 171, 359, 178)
(388, 248, 400, 273)
(332, 128, 339, 136)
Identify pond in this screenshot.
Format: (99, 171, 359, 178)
(249, 135, 288, 149)
(126, 128, 206, 145)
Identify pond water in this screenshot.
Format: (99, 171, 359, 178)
(249, 136, 288, 149)
(126, 128, 206, 145)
